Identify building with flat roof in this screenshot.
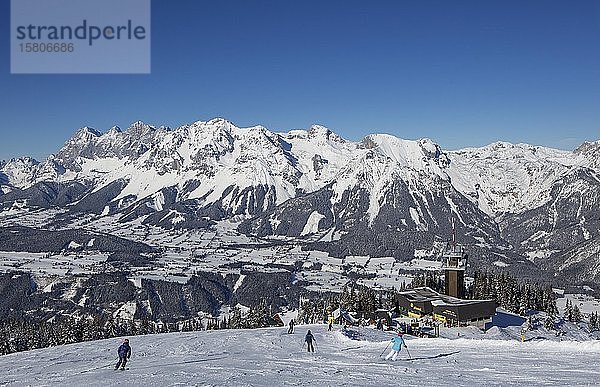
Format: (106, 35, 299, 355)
(397, 287, 496, 329)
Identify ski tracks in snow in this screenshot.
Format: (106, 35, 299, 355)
(2, 325, 600, 385)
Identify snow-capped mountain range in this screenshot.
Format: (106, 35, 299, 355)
(1, 118, 600, 285)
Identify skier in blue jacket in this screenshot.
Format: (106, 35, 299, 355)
(115, 339, 131, 370)
(385, 332, 407, 361)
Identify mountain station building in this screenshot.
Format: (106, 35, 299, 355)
(395, 233, 497, 329)
(396, 287, 497, 329)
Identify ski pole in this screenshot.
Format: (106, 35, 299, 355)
(405, 346, 412, 360)
(379, 341, 391, 357)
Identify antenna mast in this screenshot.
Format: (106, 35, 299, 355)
(451, 217, 456, 247)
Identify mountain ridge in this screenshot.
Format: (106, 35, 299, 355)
(1, 117, 599, 287)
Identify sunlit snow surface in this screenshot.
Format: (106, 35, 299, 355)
(2, 325, 600, 386)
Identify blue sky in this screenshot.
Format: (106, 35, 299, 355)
(1, 0, 599, 160)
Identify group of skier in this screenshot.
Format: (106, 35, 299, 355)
(112, 321, 408, 370)
(288, 318, 408, 359)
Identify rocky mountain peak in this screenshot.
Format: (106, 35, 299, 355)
(73, 126, 101, 140)
(107, 126, 122, 135)
(0, 156, 41, 188)
(575, 140, 600, 153)
(307, 125, 344, 143)
(126, 121, 156, 139)
(5, 156, 39, 167)
(575, 140, 600, 170)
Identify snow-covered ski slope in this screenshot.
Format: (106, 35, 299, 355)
(2, 325, 600, 386)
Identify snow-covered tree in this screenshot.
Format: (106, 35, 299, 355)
(468, 271, 557, 316)
(229, 307, 243, 329)
(588, 312, 598, 331)
(544, 314, 556, 331)
(572, 304, 582, 323)
(564, 299, 573, 321)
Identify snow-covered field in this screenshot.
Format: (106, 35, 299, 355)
(2, 325, 600, 386)
(0, 212, 427, 293)
(557, 293, 600, 316)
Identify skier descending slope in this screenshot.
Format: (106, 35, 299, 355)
(305, 330, 316, 352)
(385, 332, 407, 361)
(115, 339, 132, 370)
